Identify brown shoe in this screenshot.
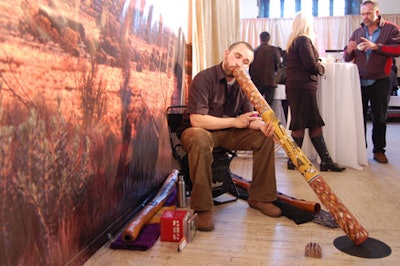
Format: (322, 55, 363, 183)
(373, 152, 388, 164)
(248, 200, 282, 217)
(195, 210, 214, 231)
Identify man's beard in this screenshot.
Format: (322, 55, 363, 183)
(223, 61, 234, 78)
(226, 72, 234, 78)
(363, 18, 377, 27)
(363, 20, 372, 26)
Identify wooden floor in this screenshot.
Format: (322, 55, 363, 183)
(85, 122, 400, 266)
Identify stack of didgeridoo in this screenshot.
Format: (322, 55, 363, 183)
(121, 169, 178, 242)
(232, 66, 368, 246)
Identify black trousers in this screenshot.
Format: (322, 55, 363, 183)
(361, 77, 391, 153)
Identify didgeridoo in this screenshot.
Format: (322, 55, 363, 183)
(232, 177, 320, 213)
(122, 169, 178, 242)
(277, 191, 321, 213)
(232, 66, 368, 245)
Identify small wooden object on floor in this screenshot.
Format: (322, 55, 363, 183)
(305, 242, 322, 258)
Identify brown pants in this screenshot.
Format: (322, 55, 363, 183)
(180, 127, 277, 211)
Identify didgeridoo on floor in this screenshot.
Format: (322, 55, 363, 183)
(232, 66, 368, 246)
(121, 169, 178, 242)
(232, 177, 320, 213)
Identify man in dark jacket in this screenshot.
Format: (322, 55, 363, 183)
(249, 31, 281, 106)
(344, 0, 400, 164)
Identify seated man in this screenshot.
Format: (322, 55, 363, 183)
(178, 41, 281, 231)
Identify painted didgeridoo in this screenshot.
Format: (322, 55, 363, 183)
(232, 66, 368, 245)
(121, 169, 178, 242)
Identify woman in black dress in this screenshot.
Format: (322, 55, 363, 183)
(285, 11, 345, 172)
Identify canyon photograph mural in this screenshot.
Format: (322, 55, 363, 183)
(0, 0, 188, 265)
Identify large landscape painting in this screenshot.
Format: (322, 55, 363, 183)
(0, 0, 187, 265)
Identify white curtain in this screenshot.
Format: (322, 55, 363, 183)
(240, 17, 293, 51)
(314, 16, 354, 54)
(241, 14, 400, 58)
(191, 0, 240, 77)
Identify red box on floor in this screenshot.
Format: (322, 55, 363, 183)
(160, 210, 188, 242)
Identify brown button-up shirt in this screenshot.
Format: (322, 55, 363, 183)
(178, 63, 254, 136)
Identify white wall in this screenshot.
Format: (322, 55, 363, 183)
(239, 0, 400, 18)
(378, 0, 400, 14)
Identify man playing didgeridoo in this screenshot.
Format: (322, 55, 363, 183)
(177, 42, 281, 231)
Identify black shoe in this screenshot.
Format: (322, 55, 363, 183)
(287, 159, 295, 170)
(320, 160, 346, 172)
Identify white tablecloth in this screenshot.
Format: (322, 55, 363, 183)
(300, 62, 368, 169)
(272, 84, 287, 128)
(274, 84, 286, 100)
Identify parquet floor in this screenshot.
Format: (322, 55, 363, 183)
(85, 122, 400, 266)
